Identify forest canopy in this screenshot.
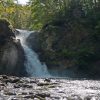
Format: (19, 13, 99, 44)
(0, 0, 100, 30)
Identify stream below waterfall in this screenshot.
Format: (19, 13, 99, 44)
(0, 75, 100, 100)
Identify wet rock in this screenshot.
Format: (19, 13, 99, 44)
(3, 79, 11, 84)
(14, 29, 20, 36)
(14, 84, 20, 88)
(48, 85, 56, 88)
(67, 95, 82, 100)
(24, 95, 34, 99)
(0, 95, 5, 100)
(26, 31, 41, 52)
(20, 84, 33, 88)
(52, 96, 61, 100)
(29, 80, 37, 83)
(29, 92, 34, 95)
(44, 78, 51, 82)
(0, 83, 5, 86)
(11, 98, 19, 100)
(35, 93, 50, 98)
(37, 82, 50, 86)
(4, 91, 16, 95)
(21, 92, 28, 95)
(2, 75, 8, 79)
(84, 96, 92, 100)
(9, 77, 20, 83)
(3, 77, 20, 84)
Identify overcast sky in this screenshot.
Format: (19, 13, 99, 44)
(18, 0, 29, 5)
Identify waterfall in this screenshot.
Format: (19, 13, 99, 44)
(16, 29, 50, 77)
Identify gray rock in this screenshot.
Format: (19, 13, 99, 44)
(0, 41, 27, 76)
(0, 20, 27, 77)
(26, 31, 41, 52)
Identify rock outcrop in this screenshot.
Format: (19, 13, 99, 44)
(26, 31, 41, 52)
(0, 19, 27, 76)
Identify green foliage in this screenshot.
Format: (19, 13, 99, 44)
(29, 0, 70, 30)
(0, 0, 31, 29)
(29, 0, 100, 31)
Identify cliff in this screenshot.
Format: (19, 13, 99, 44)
(0, 19, 27, 76)
(38, 6, 100, 78)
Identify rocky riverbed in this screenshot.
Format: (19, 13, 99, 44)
(0, 75, 100, 100)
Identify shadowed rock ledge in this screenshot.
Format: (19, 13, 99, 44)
(0, 19, 27, 76)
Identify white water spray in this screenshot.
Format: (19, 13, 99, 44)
(16, 29, 50, 77)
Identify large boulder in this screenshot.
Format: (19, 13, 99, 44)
(26, 31, 41, 52)
(0, 19, 27, 76)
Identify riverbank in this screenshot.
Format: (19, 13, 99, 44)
(0, 75, 100, 100)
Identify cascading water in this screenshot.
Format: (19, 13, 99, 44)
(16, 29, 50, 77)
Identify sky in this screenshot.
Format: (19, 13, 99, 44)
(18, 0, 29, 5)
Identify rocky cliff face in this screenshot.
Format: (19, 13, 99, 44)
(38, 15, 100, 78)
(0, 19, 27, 76)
